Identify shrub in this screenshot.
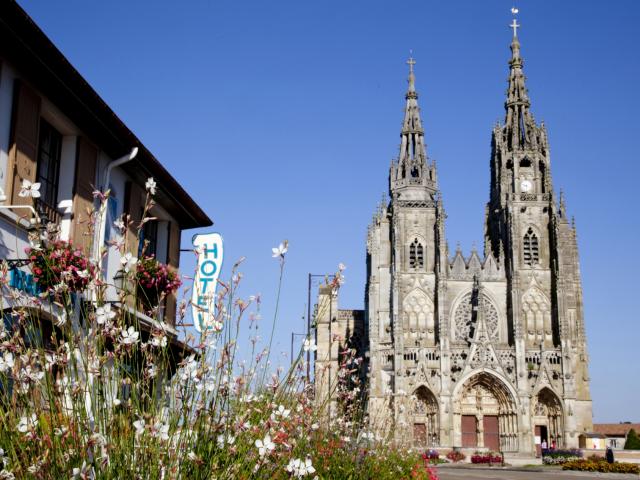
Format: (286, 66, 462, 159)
(563, 459, 640, 474)
(625, 428, 640, 450)
(446, 450, 466, 463)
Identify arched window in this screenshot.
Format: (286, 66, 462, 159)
(409, 239, 424, 269)
(523, 227, 539, 265)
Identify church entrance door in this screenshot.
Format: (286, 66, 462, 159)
(414, 423, 427, 447)
(483, 415, 500, 451)
(461, 415, 477, 447)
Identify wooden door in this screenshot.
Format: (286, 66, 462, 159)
(483, 415, 500, 451)
(535, 425, 542, 457)
(461, 415, 477, 447)
(414, 423, 427, 447)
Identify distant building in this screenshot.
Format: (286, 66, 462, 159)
(316, 18, 593, 457)
(594, 423, 640, 450)
(0, 1, 212, 366)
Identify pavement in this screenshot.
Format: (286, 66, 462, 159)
(437, 465, 639, 480)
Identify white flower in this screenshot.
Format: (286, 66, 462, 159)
(120, 326, 139, 345)
(217, 434, 236, 448)
(0, 352, 14, 372)
(113, 216, 125, 232)
(286, 457, 316, 477)
(151, 335, 167, 348)
(133, 419, 145, 436)
(18, 179, 41, 198)
(120, 252, 138, 273)
(152, 421, 169, 441)
(255, 434, 275, 457)
(303, 338, 317, 352)
(72, 460, 90, 479)
(338, 262, 346, 272)
(271, 240, 288, 258)
(147, 364, 157, 378)
(113, 398, 122, 407)
(17, 414, 37, 433)
(145, 177, 157, 195)
(271, 404, 291, 421)
(95, 304, 116, 325)
(311, 423, 319, 430)
(187, 451, 199, 462)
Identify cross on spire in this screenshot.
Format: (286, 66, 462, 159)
(407, 53, 416, 74)
(510, 18, 520, 37)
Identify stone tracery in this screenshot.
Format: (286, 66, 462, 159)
(522, 287, 552, 347)
(453, 293, 500, 343)
(403, 289, 435, 344)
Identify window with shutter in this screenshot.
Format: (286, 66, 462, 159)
(35, 119, 62, 207)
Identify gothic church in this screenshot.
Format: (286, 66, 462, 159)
(314, 20, 593, 456)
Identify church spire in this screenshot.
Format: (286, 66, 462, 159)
(398, 54, 427, 173)
(391, 54, 437, 194)
(504, 10, 535, 150)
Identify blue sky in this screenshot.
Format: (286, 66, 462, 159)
(18, 0, 639, 422)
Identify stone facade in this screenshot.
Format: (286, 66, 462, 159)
(315, 26, 592, 455)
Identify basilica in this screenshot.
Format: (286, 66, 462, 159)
(315, 20, 593, 456)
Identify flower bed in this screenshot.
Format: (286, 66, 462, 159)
(446, 450, 466, 463)
(471, 452, 502, 464)
(542, 448, 582, 465)
(562, 459, 639, 474)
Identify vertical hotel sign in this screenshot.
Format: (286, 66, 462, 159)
(192, 233, 224, 332)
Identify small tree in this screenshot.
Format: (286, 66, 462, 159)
(624, 428, 640, 450)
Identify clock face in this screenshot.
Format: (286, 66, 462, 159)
(520, 180, 533, 192)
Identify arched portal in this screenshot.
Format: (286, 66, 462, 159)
(533, 387, 564, 448)
(456, 372, 519, 452)
(411, 385, 439, 447)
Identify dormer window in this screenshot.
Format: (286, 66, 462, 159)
(523, 227, 539, 265)
(409, 239, 424, 269)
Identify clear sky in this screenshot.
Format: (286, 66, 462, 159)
(17, 0, 639, 423)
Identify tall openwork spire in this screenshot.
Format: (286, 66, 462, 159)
(391, 54, 437, 193)
(399, 54, 427, 172)
(504, 10, 535, 150)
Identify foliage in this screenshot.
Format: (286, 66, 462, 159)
(470, 452, 502, 464)
(562, 459, 640, 474)
(26, 239, 93, 293)
(624, 428, 640, 450)
(0, 184, 438, 479)
(446, 450, 466, 463)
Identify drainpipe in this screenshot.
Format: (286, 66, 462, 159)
(92, 147, 138, 264)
